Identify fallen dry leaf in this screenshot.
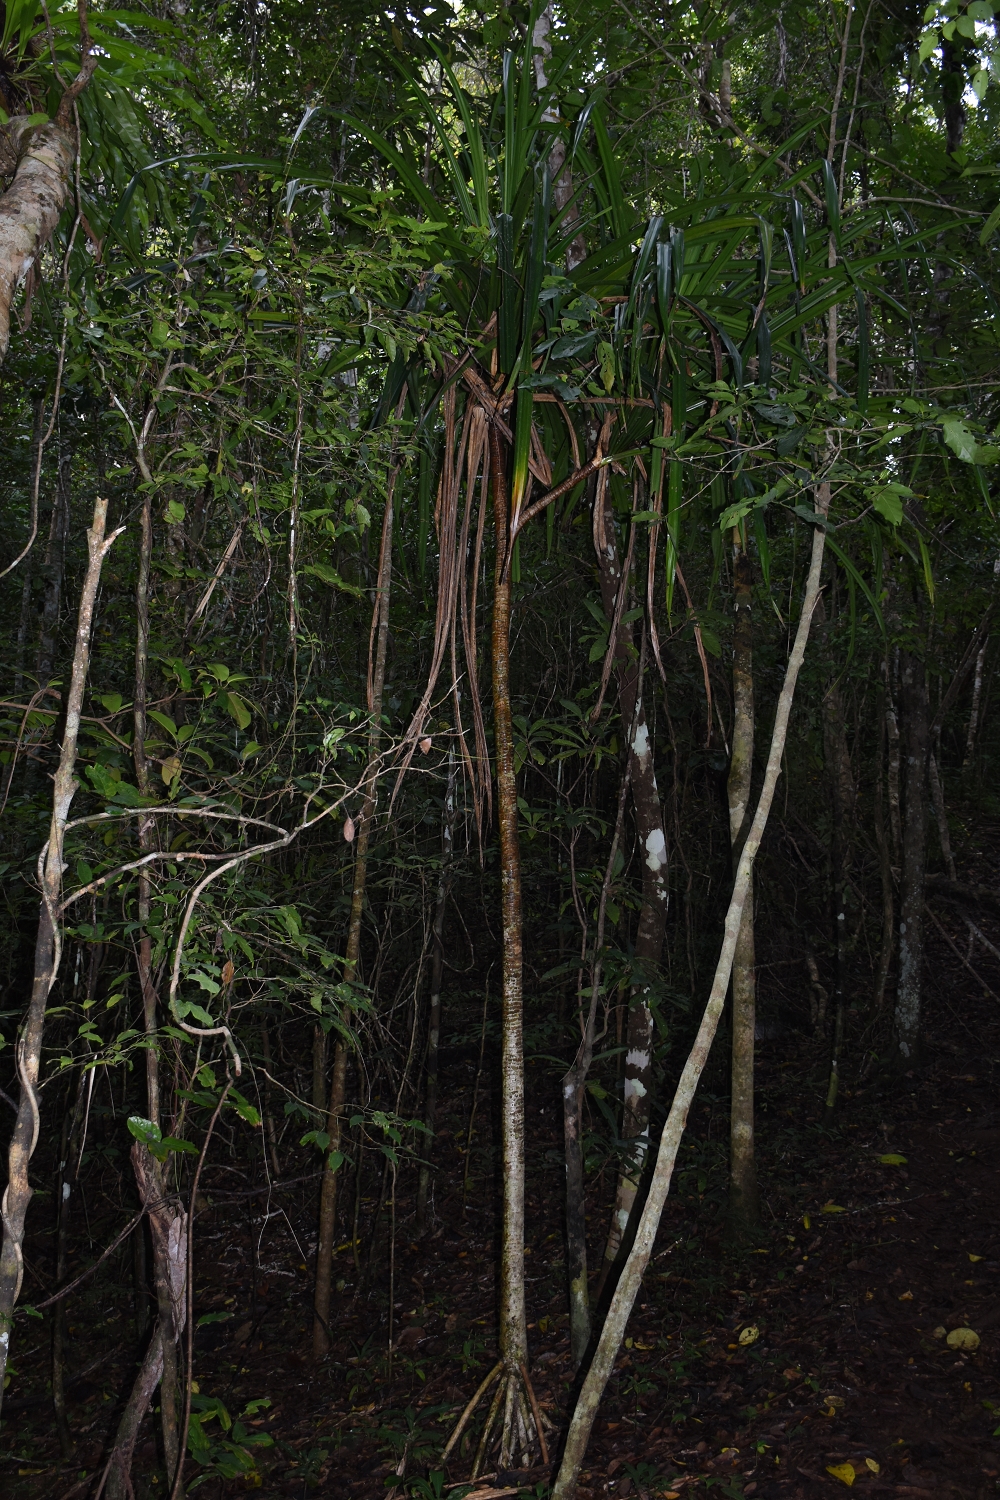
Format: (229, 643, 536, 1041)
(866, 1458, 880, 1474)
(826, 1461, 855, 1486)
(946, 1326, 980, 1350)
(898, 1290, 914, 1300)
(738, 1325, 760, 1345)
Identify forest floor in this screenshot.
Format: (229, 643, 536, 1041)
(4, 902, 1000, 1500)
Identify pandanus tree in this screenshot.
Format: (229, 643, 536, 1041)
(300, 3, 990, 1481)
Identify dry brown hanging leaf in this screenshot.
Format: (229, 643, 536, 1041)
(343, 816, 355, 843)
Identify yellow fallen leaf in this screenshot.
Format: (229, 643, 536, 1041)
(969, 1253, 983, 1262)
(946, 1326, 980, 1351)
(898, 1290, 914, 1300)
(161, 754, 182, 785)
(739, 1325, 760, 1346)
(822, 1201, 847, 1214)
(826, 1462, 855, 1486)
(932, 1326, 946, 1338)
(803, 1214, 811, 1229)
(879, 1153, 907, 1165)
(866, 1458, 880, 1474)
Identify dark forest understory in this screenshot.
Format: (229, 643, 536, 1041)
(3, 0, 1000, 1495)
(5, 851, 1000, 1500)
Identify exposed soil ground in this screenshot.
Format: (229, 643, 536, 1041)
(4, 895, 1000, 1500)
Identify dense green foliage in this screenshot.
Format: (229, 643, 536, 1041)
(1, 0, 999, 1489)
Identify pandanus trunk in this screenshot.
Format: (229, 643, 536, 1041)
(489, 421, 528, 1373)
(313, 469, 395, 1358)
(895, 652, 929, 1060)
(726, 545, 762, 1241)
(593, 472, 669, 1281)
(416, 749, 457, 1235)
(0, 497, 121, 1418)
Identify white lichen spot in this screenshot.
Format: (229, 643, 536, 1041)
(645, 827, 666, 872)
(62, 1182, 71, 1202)
(616, 1208, 629, 1232)
(624, 1077, 647, 1100)
(631, 721, 650, 761)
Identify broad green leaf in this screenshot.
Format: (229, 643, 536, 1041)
(941, 415, 978, 462)
(224, 692, 252, 731)
(302, 562, 361, 594)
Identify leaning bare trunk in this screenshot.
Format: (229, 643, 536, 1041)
(726, 546, 762, 1241)
(100, 1325, 165, 1500)
(552, 498, 831, 1500)
(0, 497, 119, 1417)
(0, 121, 75, 362)
(313, 468, 396, 1357)
(894, 652, 929, 1061)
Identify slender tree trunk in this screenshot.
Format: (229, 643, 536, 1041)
(564, 764, 631, 1370)
(313, 466, 396, 1358)
(416, 749, 457, 1235)
(726, 545, 762, 1240)
(0, 497, 120, 1418)
(885, 658, 902, 862)
(489, 421, 528, 1378)
(964, 635, 988, 768)
(52, 1065, 88, 1457)
(593, 473, 669, 1281)
(128, 483, 184, 1489)
(817, 587, 855, 1116)
(895, 652, 929, 1061)
(10, 396, 45, 699)
(928, 749, 956, 881)
(35, 442, 71, 687)
(107, 1145, 187, 1500)
(552, 497, 832, 1500)
(871, 691, 895, 1015)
